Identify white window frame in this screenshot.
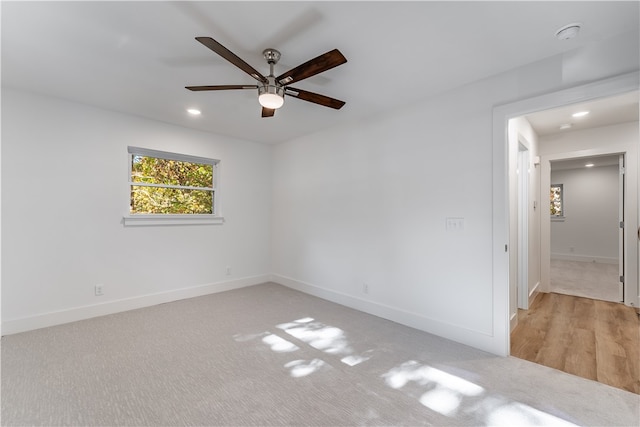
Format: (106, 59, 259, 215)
(123, 146, 224, 227)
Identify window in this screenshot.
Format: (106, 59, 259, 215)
(550, 184, 563, 217)
(124, 147, 222, 226)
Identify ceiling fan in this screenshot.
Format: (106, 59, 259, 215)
(185, 37, 347, 117)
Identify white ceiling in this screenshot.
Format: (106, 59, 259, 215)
(2, 1, 639, 144)
(526, 91, 639, 137)
(551, 154, 620, 171)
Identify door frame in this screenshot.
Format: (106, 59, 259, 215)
(491, 71, 639, 356)
(517, 142, 530, 310)
(541, 151, 628, 299)
(619, 154, 625, 302)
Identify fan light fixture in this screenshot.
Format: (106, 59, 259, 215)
(258, 90, 284, 109)
(258, 93, 284, 110)
(258, 76, 285, 109)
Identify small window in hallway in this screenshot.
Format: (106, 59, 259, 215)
(550, 184, 563, 216)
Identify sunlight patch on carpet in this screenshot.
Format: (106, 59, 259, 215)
(278, 318, 352, 356)
(486, 401, 578, 426)
(235, 317, 374, 379)
(285, 359, 328, 378)
(383, 360, 579, 425)
(262, 334, 300, 353)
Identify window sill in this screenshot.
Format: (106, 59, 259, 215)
(551, 216, 566, 222)
(123, 214, 224, 227)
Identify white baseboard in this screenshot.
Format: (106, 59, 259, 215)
(510, 282, 540, 333)
(551, 253, 617, 264)
(271, 274, 504, 355)
(528, 281, 540, 307)
(2, 274, 270, 336)
(510, 311, 518, 332)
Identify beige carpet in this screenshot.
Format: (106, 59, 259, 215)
(551, 259, 621, 302)
(2, 283, 638, 426)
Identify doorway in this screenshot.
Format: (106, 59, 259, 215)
(502, 84, 638, 323)
(514, 144, 637, 391)
(496, 75, 639, 391)
(491, 72, 639, 358)
(548, 154, 624, 303)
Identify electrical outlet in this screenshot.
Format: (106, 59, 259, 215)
(363, 283, 369, 294)
(225, 266, 231, 276)
(95, 284, 104, 296)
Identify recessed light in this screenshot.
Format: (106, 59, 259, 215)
(585, 163, 595, 168)
(555, 23, 581, 40)
(187, 108, 201, 115)
(572, 111, 589, 118)
(559, 123, 572, 130)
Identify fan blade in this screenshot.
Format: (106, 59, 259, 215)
(277, 49, 346, 85)
(286, 87, 345, 110)
(186, 85, 257, 91)
(195, 37, 267, 83)
(262, 107, 276, 118)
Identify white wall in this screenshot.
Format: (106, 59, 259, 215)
(508, 117, 540, 328)
(272, 38, 639, 354)
(540, 122, 639, 156)
(272, 83, 497, 350)
(550, 165, 619, 263)
(1, 88, 272, 333)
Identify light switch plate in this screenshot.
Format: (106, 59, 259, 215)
(446, 217, 464, 231)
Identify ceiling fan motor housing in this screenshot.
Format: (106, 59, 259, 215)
(263, 48, 281, 64)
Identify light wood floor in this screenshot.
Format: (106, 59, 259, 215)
(511, 292, 640, 394)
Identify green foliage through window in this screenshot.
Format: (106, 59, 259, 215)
(129, 149, 217, 215)
(550, 184, 563, 216)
